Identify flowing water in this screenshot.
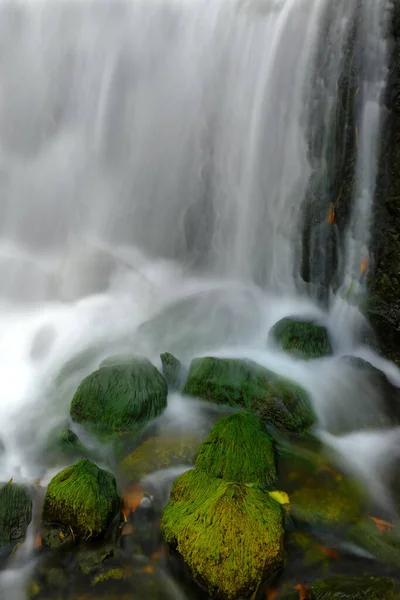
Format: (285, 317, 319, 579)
(0, 0, 397, 597)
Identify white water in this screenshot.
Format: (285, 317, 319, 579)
(0, 0, 396, 594)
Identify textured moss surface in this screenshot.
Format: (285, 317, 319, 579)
(183, 357, 315, 432)
(195, 412, 276, 488)
(0, 482, 32, 546)
(70, 357, 167, 433)
(43, 459, 121, 538)
(269, 317, 333, 359)
(120, 432, 201, 482)
(162, 468, 284, 599)
(160, 352, 182, 388)
(309, 576, 396, 600)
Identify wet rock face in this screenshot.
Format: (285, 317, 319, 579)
(0, 482, 32, 547)
(368, 0, 400, 364)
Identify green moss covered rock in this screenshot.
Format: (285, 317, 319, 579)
(120, 432, 202, 482)
(162, 469, 284, 599)
(160, 352, 182, 388)
(269, 317, 333, 359)
(0, 482, 32, 547)
(308, 576, 396, 600)
(70, 357, 168, 434)
(182, 357, 315, 433)
(195, 412, 276, 488)
(348, 517, 400, 569)
(43, 459, 121, 539)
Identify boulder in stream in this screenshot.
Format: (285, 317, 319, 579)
(42, 459, 121, 539)
(307, 576, 397, 600)
(182, 357, 315, 433)
(0, 481, 32, 548)
(160, 351, 182, 388)
(269, 317, 333, 359)
(70, 356, 168, 435)
(162, 468, 284, 600)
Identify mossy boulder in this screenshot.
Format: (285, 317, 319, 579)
(308, 576, 396, 600)
(42, 459, 121, 539)
(182, 357, 315, 433)
(160, 352, 182, 388)
(162, 469, 284, 599)
(348, 517, 400, 569)
(70, 357, 168, 434)
(0, 482, 32, 547)
(269, 317, 333, 359)
(120, 432, 202, 482)
(195, 412, 276, 488)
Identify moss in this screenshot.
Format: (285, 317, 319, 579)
(348, 518, 400, 569)
(160, 352, 182, 388)
(91, 568, 125, 586)
(0, 482, 32, 547)
(162, 468, 284, 599)
(182, 357, 315, 433)
(309, 576, 396, 600)
(26, 581, 40, 599)
(42, 525, 74, 550)
(120, 432, 201, 482)
(76, 544, 115, 575)
(269, 317, 333, 359)
(42, 459, 121, 539)
(70, 357, 168, 434)
(195, 412, 276, 488)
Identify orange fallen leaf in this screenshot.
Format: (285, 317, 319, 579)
(360, 253, 369, 275)
(369, 516, 393, 534)
(121, 483, 145, 520)
(266, 588, 278, 600)
(294, 584, 309, 600)
(327, 203, 335, 225)
(34, 533, 42, 549)
(150, 549, 166, 561)
(317, 545, 339, 560)
(120, 522, 134, 536)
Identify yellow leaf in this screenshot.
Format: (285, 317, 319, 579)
(268, 490, 290, 505)
(59, 531, 65, 540)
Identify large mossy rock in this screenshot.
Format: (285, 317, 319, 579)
(160, 352, 182, 388)
(42, 459, 121, 539)
(0, 482, 32, 547)
(162, 468, 284, 599)
(120, 432, 202, 483)
(349, 517, 400, 569)
(308, 576, 396, 600)
(195, 412, 276, 488)
(182, 357, 315, 433)
(269, 317, 333, 359)
(70, 357, 168, 434)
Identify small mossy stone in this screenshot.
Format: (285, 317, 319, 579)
(120, 432, 201, 482)
(70, 357, 168, 434)
(195, 412, 276, 488)
(182, 357, 315, 433)
(160, 352, 182, 388)
(269, 317, 333, 359)
(162, 468, 284, 599)
(43, 459, 121, 539)
(0, 482, 32, 547)
(348, 518, 400, 569)
(309, 576, 396, 600)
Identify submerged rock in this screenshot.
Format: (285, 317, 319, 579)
(44, 427, 90, 465)
(349, 517, 400, 569)
(42, 459, 121, 539)
(120, 432, 202, 483)
(182, 357, 315, 433)
(70, 357, 168, 434)
(308, 576, 396, 600)
(162, 469, 284, 599)
(160, 352, 182, 388)
(269, 317, 333, 359)
(0, 481, 32, 547)
(195, 412, 276, 488)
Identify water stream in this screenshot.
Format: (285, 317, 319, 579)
(0, 0, 396, 597)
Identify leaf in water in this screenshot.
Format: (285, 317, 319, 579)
(317, 545, 339, 560)
(294, 584, 309, 600)
(266, 588, 278, 600)
(369, 516, 393, 534)
(327, 203, 335, 225)
(268, 490, 290, 505)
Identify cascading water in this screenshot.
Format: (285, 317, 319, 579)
(0, 0, 398, 597)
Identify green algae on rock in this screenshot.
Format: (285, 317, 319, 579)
(308, 576, 396, 600)
(162, 469, 284, 600)
(269, 317, 333, 359)
(182, 357, 315, 433)
(195, 412, 276, 488)
(43, 459, 121, 539)
(120, 432, 201, 482)
(0, 481, 32, 547)
(70, 357, 168, 434)
(160, 352, 182, 388)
